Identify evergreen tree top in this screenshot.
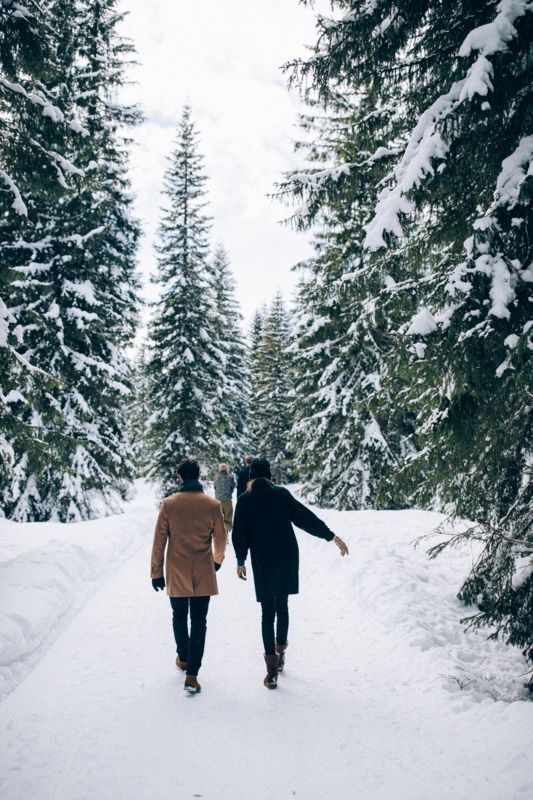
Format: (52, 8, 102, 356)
(154, 105, 212, 286)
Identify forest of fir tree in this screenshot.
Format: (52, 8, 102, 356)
(0, 0, 531, 679)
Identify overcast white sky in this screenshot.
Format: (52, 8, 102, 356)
(117, 0, 330, 326)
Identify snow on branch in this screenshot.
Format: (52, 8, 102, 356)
(0, 169, 27, 216)
(60, 227, 106, 247)
(1, 75, 88, 136)
(1, 77, 64, 122)
(292, 146, 399, 193)
(0, 298, 16, 347)
(289, 146, 400, 221)
(364, 94, 455, 250)
(447, 136, 533, 324)
(0, 74, 87, 207)
(363, 0, 532, 252)
(459, 0, 530, 57)
(477, 253, 515, 319)
(319, 1, 380, 28)
(11, 3, 34, 21)
(62, 280, 99, 307)
(49, 151, 83, 176)
(492, 135, 533, 210)
(406, 307, 438, 336)
(292, 164, 352, 189)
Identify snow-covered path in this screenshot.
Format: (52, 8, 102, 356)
(0, 485, 532, 800)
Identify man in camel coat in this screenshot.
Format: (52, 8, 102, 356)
(151, 458, 226, 694)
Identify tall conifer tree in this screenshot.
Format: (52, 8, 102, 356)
(283, 96, 412, 509)
(252, 293, 294, 483)
(0, 0, 85, 501)
(210, 244, 249, 463)
(0, 0, 140, 521)
(128, 344, 152, 478)
(287, 0, 533, 661)
(147, 105, 221, 495)
(246, 306, 266, 455)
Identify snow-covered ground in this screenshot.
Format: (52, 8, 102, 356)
(0, 481, 531, 799)
(0, 486, 155, 700)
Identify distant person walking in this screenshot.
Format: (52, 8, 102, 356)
(237, 454, 254, 497)
(213, 463, 235, 535)
(232, 458, 349, 689)
(151, 458, 226, 694)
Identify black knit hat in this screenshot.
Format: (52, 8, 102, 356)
(249, 458, 271, 480)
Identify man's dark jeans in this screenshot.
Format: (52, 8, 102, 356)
(170, 596, 210, 677)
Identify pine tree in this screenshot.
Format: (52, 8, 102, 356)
(0, 0, 85, 500)
(128, 344, 152, 478)
(0, 0, 84, 216)
(290, 233, 409, 509)
(246, 306, 266, 455)
(209, 244, 249, 465)
(287, 1, 533, 661)
(0, 0, 141, 521)
(252, 293, 294, 484)
(147, 105, 221, 495)
(282, 92, 414, 509)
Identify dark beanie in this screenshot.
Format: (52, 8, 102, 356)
(250, 458, 271, 480)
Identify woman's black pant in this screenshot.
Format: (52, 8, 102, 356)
(170, 596, 210, 677)
(260, 595, 289, 655)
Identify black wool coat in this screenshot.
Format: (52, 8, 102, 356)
(232, 478, 335, 602)
(236, 466, 250, 497)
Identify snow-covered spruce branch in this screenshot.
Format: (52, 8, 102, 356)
(11, 347, 52, 376)
(0, 76, 62, 118)
(0, 168, 28, 215)
(0, 125, 84, 210)
(0, 76, 87, 136)
(0, 77, 86, 212)
(363, 0, 533, 252)
(5, 0, 42, 21)
(418, 515, 533, 560)
(275, 145, 401, 227)
(0, 416, 86, 445)
(491, 134, 533, 212)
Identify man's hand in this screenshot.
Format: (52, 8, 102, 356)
(215, 562, 222, 572)
(237, 565, 247, 580)
(152, 576, 166, 591)
(334, 535, 349, 556)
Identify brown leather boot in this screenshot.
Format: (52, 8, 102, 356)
(263, 655, 278, 689)
(275, 642, 288, 673)
(184, 675, 201, 694)
(176, 656, 188, 671)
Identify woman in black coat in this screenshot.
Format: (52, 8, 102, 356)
(231, 458, 349, 688)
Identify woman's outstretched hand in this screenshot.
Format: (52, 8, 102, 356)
(237, 565, 247, 580)
(334, 535, 349, 556)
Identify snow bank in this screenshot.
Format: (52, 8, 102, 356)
(0, 480, 157, 700)
(316, 505, 530, 703)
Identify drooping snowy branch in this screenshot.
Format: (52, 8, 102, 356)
(0, 5, 86, 214)
(445, 135, 533, 328)
(492, 135, 533, 212)
(0, 168, 28, 216)
(363, 0, 532, 251)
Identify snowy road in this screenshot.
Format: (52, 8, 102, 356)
(0, 486, 532, 799)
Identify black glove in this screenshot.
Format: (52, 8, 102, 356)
(215, 562, 222, 572)
(152, 576, 165, 591)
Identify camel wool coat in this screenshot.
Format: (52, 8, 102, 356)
(151, 487, 226, 597)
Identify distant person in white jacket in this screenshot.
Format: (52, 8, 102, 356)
(213, 463, 235, 535)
